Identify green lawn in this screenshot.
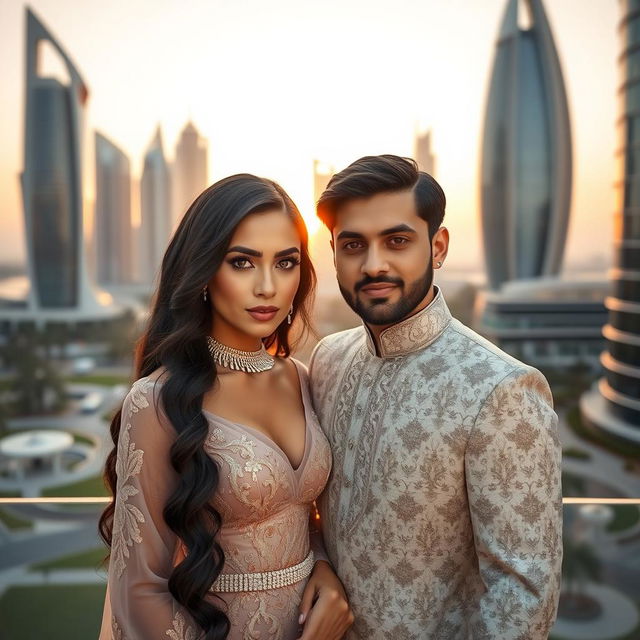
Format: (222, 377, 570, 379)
(72, 433, 95, 447)
(31, 546, 108, 572)
(41, 474, 109, 498)
(0, 584, 106, 639)
(0, 489, 21, 497)
(65, 374, 129, 386)
(551, 618, 640, 640)
(566, 407, 640, 459)
(562, 447, 591, 461)
(607, 504, 640, 533)
(0, 508, 32, 530)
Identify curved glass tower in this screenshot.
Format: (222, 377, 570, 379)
(21, 8, 99, 312)
(480, 0, 572, 291)
(581, 0, 640, 443)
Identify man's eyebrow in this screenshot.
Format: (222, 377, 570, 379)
(379, 224, 417, 236)
(335, 224, 417, 242)
(336, 231, 365, 241)
(226, 246, 300, 258)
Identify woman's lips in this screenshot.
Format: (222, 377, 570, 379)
(246, 306, 279, 322)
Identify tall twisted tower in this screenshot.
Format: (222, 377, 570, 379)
(480, 0, 572, 291)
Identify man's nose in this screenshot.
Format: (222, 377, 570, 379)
(361, 247, 389, 277)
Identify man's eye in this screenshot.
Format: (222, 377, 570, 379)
(229, 258, 252, 269)
(389, 237, 408, 246)
(343, 241, 363, 251)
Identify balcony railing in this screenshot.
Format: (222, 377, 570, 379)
(1, 497, 639, 639)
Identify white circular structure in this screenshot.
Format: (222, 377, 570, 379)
(0, 429, 73, 479)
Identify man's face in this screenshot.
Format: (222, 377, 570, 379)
(331, 189, 435, 327)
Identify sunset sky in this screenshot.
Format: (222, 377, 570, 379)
(0, 0, 618, 272)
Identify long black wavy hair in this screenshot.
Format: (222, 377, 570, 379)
(99, 174, 316, 639)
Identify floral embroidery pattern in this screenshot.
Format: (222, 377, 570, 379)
(111, 379, 150, 579)
(165, 611, 197, 640)
(111, 616, 123, 640)
(310, 291, 562, 639)
(199, 363, 331, 638)
(104, 368, 332, 639)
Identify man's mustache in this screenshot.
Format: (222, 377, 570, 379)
(355, 276, 404, 293)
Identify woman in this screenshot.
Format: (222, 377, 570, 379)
(98, 175, 352, 639)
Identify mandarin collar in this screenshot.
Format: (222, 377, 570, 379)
(363, 286, 452, 358)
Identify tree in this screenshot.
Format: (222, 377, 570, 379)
(1, 327, 67, 416)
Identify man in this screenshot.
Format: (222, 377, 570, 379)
(308, 155, 562, 639)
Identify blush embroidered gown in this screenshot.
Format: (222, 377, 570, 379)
(99, 359, 332, 640)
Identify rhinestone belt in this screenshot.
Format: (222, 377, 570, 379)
(211, 550, 315, 593)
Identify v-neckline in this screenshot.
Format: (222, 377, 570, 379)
(201, 358, 311, 475)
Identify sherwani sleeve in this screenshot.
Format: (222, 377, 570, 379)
(464, 367, 563, 640)
(98, 381, 199, 640)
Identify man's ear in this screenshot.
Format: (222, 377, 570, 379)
(432, 226, 449, 266)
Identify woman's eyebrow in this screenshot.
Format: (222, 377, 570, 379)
(226, 246, 261, 256)
(274, 247, 300, 258)
(226, 246, 300, 258)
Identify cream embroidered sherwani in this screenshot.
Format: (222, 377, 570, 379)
(309, 287, 562, 640)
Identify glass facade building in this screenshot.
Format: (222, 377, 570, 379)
(139, 127, 171, 285)
(95, 132, 133, 286)
(172, 121, 208, 230)
(582, 0, 640, 443)
(480, 0, 572, 291)
(20, 9, 101, 314)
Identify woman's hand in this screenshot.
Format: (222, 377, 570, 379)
(297, 560, 354, 639)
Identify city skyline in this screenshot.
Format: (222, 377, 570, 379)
(0, 0, 618, 274)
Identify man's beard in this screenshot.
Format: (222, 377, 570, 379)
(338, 262, 433, 326)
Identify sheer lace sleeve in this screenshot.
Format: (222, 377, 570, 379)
(99, 378, 199, 640)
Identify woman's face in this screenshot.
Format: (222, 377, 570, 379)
(208, 208, 302, 348)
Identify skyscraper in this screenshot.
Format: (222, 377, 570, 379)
(474, 0, 604, 370)
(20, 8, 102, 313)
(414, 129, 436, 176)
(172, 121, 208, 228)
(581, 0, 640, 444)
(140, 126, 171, 285)
(480, 0, 572, 291)
(95, 132, 132, 285)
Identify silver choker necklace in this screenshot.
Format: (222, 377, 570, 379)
(206, 336, 275, 373)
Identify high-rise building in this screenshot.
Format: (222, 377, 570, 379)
(581, 0, 640, 444)
(480, 0, 572, 291)
(95, 132, 132, 285)
(140, 126, 171, 285)
(18, 8, 115, 321)
(414, 129, 436, 176)
(474, 0, 605, 370)
(172, 121, 208, 228)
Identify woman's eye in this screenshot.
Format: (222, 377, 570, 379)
(277, 258, 300, 269)
(229, 258, 252, 269)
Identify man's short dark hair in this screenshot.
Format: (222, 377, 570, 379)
(316, 154, 445, 239)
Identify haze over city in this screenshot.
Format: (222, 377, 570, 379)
(0, 0, 618, 273)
